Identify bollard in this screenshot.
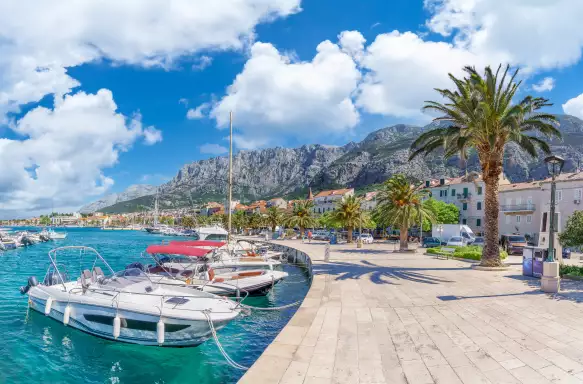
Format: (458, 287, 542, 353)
(325, 243, 330, 262)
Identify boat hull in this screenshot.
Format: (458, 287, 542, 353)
(28, 295, 231, 347)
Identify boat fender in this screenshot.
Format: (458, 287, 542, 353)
(63, 305, 71, 325)
(113, 316, 121, 339)
(44, 297, 53, 315)
(157, 320, 165, 345)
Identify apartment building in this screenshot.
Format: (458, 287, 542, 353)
(312, 188, 354, 214)
(425, 174, 509, 235)
(267, 198, 287, 210)
(361, 191, 378, 211)
(499, 171, 583, 243)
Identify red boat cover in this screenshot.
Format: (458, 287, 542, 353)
(146, 244, 212, 257)
(169, 240, 226, 248)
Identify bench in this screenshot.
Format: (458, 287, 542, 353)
(436, 247, 456, 260)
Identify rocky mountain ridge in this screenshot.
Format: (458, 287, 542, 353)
(80, 184, 158, 213)
(95, 115, 583, 213)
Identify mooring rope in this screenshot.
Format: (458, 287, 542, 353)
(239, 300, 302, 311)
(204, 311, 248, 370)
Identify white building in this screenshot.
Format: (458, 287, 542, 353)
(361, 191, 378, 211)
(425, 173, 509, 235)
(499, 171, 583, 243)
(267, 198, 287, 210)
(312, 188, 354, 214)
(51, 212, 81, 225)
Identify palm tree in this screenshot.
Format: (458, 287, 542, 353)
(232, 211, 248, 233)
(409, 65, 560, 266)
(331, 195, 364, 243)
(285, 200, 316, 238)
(373, 174, 435, 251)
(181, 216, 195, 228)
(265, 206, 284, 232)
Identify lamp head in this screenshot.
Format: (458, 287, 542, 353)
(544, 155, 565, 177)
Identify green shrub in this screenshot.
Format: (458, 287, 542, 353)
(426, 246, 507, 260)
(560, 264, 583, 277)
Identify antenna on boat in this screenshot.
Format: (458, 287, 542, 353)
(227, 111, 233, 242)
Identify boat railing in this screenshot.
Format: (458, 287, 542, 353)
(47, 246, 116, 291)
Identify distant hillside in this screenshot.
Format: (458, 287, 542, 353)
(80, 184, 158, 213)
(98, 115, 583, 213)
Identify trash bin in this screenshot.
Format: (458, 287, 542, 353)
(330, 234, 337, 245)
(522, 247, 534, 277)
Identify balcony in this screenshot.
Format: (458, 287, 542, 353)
(500, 204, 536, 213)
(457, 193, 472, 201)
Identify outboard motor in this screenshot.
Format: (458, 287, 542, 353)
(20, 276, 39, 295)
(125, 262, 145, 271)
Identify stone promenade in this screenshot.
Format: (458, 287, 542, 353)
(239, 240, 583, 384)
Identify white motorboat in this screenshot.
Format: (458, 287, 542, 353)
(144, 245, 288, 297)
(195, 226, 228, 241)
(20, 246, 241, 347)
(48, 229, 67, 240)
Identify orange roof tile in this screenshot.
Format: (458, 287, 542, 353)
(314, 188, 354, 198)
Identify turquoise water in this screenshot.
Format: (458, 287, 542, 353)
(0, 228, 310, 384)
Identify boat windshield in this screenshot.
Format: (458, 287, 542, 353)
(100, 268, 151, 289)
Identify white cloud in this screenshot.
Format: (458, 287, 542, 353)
(211, 35, 362, 141)
(229, 135, 269, 150)
(192, 56, 214, 71)
(187, 102, 212, 119)
(563, 94, 583, 119)
(143, 126, 163, 145)
(532, 77, 555, 92)
(425, 0, 583, 70)
(0, 90, 156, 217)
(200, 143, 228, 155)
(356, 31, 490, 119)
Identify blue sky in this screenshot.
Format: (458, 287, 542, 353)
(1, 0, 583, 217)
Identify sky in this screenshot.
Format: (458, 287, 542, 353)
(3, 0, 583, 218)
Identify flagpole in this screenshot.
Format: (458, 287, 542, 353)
(228, 111, 233, 242)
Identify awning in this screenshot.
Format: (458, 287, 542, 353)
(169, 240, 226, 248)
(146, 244, 212, 257)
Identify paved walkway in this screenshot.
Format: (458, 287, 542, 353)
(239, 241, 583, 384)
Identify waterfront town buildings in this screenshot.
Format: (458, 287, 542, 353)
(312, 188, 355, 214)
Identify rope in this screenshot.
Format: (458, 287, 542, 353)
(239, 300, 302, 311)
(203, 311, 248, 370)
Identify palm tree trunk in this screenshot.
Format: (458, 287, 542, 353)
(300, 226, 304, 240)
(399, 224, 409, 251)
(347, 226, 353, 243)
(481, 172, 502, 267)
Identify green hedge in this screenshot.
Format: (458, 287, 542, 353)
(559, 264, 583, 277)
(426, 245, 508, 261)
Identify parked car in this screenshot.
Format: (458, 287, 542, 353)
(500, 234, 527, 255)
(357, 234, 374, 244)
(422, 237, 442, 248)
(472, 237, 485, 247)
(447, 236, 466, 247)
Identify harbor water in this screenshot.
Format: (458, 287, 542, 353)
(0, 228, 311, 384)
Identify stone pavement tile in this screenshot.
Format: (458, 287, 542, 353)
(289, 308, 319, 328)
(500, 359, 526, 370)
(479, 342, 517, 363)
(534, 348, 583, 374)
(452, 364, 492, 384)
(401, 360, 434, 384)
(280, 361, 309, 384)
(355, 308, 373, 323)
(538, 365, 583, 383)
(304, 376, 332, 384)
(294, 346, 315, 363)
(390, 327, 422, 361)
(275, 325, 309, 346)
(332, 365, 359, 384)
(238, 355, 292, 384)
(264, 342, 299, 359)
(427, 364, 463, 384)
(499, 340, 553, 370)
(335, 347, 359, 367)
(482, 368, 521, 384)
(358, 359, 385, 383)
(443, 352, 474, 369)
(466, 350, 504, 372)
(509, 366, 552, 384)
(306, 362, 334, 379)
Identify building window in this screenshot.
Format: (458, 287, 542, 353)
(477, 186, 483, 195)
(477, 202, 482, 210)
(527, 215, 532, 223)
(476, 218, 481, 227)
(463, 187, 469, 197)
(556, 190, 563, 202)
(462, 203, 467, 211)
(462, 219, 467, 224)
(516, 215, 521, 223)
(451, 189, 456, 197)
(575, 189, 582, 201)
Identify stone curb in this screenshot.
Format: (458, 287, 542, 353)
(471, 264, 512, 271)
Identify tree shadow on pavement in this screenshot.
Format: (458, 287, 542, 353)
(506, 274, 583, 304)
(313, 260, 456, 285)
(333, 249, 392, 255)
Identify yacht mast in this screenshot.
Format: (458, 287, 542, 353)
(154, 189, 159, 226)
(227, 111, 233, 242)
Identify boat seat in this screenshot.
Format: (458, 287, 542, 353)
(92, 267, 105, 283)
(81, 269, 92, 289)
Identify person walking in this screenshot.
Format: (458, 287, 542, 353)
(308, 230, 313, 243)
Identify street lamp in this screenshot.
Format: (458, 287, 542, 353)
(544, 155, 565, 262)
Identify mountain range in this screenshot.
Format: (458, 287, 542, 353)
(79, 184, 158, 213)
(87, 114, 583, 214)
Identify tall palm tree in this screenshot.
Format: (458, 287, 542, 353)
(373, 174, 435, 251)
(285, 200, 316, 238)
(409, 65, 560, 266)
(266, 206, 284, 232)
(232, 210, 248, 233)
(331, 195, 364, 243)
(181, 216, 195, 228)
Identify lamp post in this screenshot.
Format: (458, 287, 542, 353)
(545, 155, 565, 262)
(357, 212, 363, 248)
(541, 155, 564, 293)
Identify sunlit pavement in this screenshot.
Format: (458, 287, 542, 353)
(240, 240, 583, 384)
